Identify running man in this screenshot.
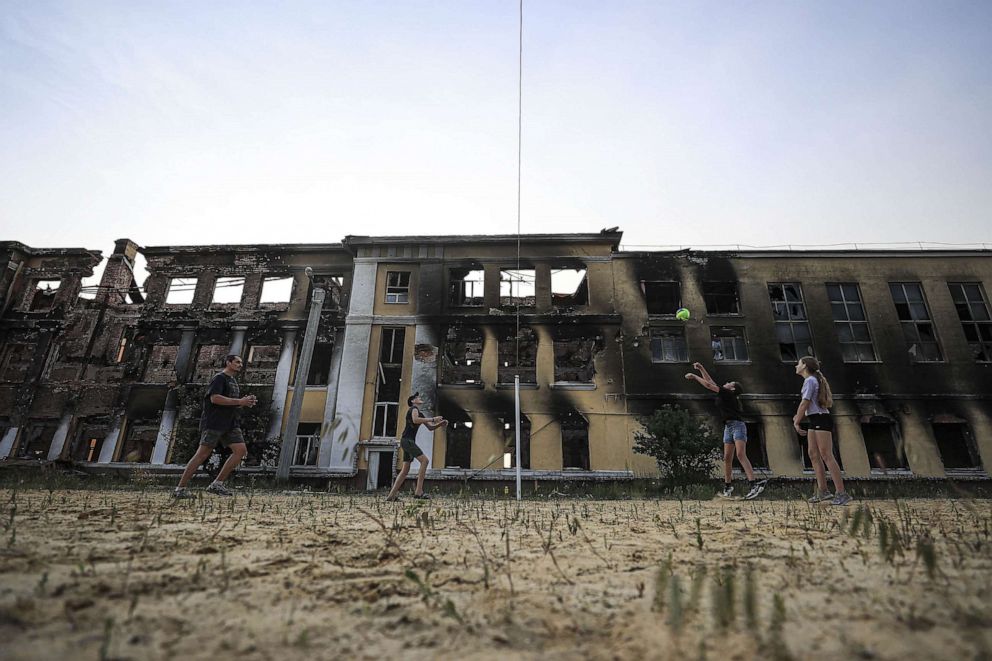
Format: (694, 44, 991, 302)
(385, 392, 446, 502)
(172, 354, 256, 498)
(685, 362, 766, 500)
(793, 356, 851, 505)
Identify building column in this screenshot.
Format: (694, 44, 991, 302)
(328, 260, 376, 471)
(229, 325, 248, 357)
(0, 427, 19, 458)
(266, 327, 298, 441)
(151, 327, 198, 464)
(98, 417, 125, 463)
(46, 411, 74, 460)
(832, 400, 870, 478)
(317, 327, 345, 467)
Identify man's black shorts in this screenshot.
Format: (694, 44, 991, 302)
(803, 414, 834, 432)
(400, 437, 424, 463)
(199, 428, 246, 448)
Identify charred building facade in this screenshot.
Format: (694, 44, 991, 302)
(1, 232, 990, 486)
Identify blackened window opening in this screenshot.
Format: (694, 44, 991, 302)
(561, 411, 590, 470)
(889, 282, 942, 362)
(932, 423, 981, 470)
(501, 416, 531, 469)
(441, 326, 483, 384)
(827, 283, 877, 362)
(643, 281, 681, 316)
(861, 422, 908, 470)
(499, 326, 537, 383)
(948, 283, 992, 362)
(703, 282, 740, 315)
(768, 283, 814, 361)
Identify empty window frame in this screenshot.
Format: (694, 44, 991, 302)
(385, 271, 411, 304)
(441, 326, 483, 384)
(293, 423, 320, 466)
(119, 426, 156, 463)
(448, 268, 485, 307)
(703, 282, 740, 315)
(889, 283, 942, 362)
(826, 283, 877, 362)
(17, 422, 57, 460)
(500, 268, 536, 307)
(212, 277, 245, 304)
(72, 426, 107, 463)
(443, 415, 473, 469)
(373, 327, 406, 437)
(260, 276, 294, 303)
(551, 268, 588, 307)
(768, 283, 814, 361)
(28, 279, 61, 311)
(553, 328, 602, 382)
(165, 277, 197, 305)
(650, 327, 688, 363)
(501, 415, 531, 469)
(561, 411, 590, 470)
(861, 422, 908, 471)
(0, 344, 34, 382)
(932, 423, 981, 470)
(305, 343, 334, 386)
(711, 326, 749, 362)
(642, 281, 681, 316)
(948, 283, 992, 362)
(498, 326, 537, 383)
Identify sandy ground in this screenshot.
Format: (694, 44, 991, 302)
(0, 488, 990, 661)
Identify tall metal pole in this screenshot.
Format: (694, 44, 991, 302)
(514, 374, 522, 501)
(276, 275, 324, 481)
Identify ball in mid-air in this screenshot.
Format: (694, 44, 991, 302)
(675, 307, 691, 321)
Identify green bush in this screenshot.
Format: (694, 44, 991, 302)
(634, 405, 721, 488)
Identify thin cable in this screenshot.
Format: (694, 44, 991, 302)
(515, 0, 523, 366)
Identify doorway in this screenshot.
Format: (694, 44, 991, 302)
(367, 449, 395, 490)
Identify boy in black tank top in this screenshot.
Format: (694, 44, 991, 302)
(385, 392, 447, 502)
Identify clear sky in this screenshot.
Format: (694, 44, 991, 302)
(2, 1, 990, 253)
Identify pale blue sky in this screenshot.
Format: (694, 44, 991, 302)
(2, 1, 990, 252)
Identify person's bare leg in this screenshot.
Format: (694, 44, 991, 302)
(216, 443, 247, 482)
(814, 431, 845, 493)
(414, 455, 428, 496)
(178, 445, 214, 488)
(386, 463, 410, 501)
(734, 440, 755, 481)
(723, 444, 734, 483)
(807, 437, 828, 493)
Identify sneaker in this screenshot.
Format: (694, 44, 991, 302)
(171, 487, 195, 500)
(205, 482, 234, 497)
(807, 491, 833, 504)
(831, 492, 853, 506)
(413, 493, 431, 500)
(743, 480, 767, 500)
(720, 485, 734, 498)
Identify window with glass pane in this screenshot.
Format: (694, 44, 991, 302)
(385, 271, 411, 303)
(948, 283, 992, 362)
(703, 282, 740, 315)
(889, 283, 942, 362)
(826, 283, 877, 362)
(650, 327, 688, 362)
(767, 283, 814, 361)
(711, 326, 749, 361)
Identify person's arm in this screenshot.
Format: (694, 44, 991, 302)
(209, 393, 255, 407)
(206, 375, 255, 407)
(693, 362, 717, 387)
(684, 372, 720, 393)
(793, 400, 810, 436)
(411, 407, 447, 430)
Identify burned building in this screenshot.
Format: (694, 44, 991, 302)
(1, 232, 990, 487)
